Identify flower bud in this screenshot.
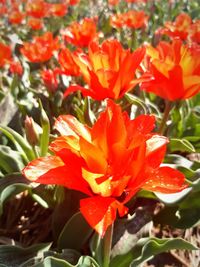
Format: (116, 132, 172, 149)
(25, 116, 39, 146)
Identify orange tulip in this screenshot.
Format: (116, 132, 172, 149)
(23, 100, 187, 236)
(108, 0, 119, 5)
(64, 39, 145, 100)
(61, 18, 99, 48)
(27, 18, 43, 30)
(20, 32, 59, 63)
(0, 43, 12, 67)
(141, 38, 200, 100)
(110, 10, 148, 29)
(8, 10, 24, 24)
(26, 0, 49, 18)
(9, 60, 23, 76)
(49, 3, 68, 17)
(58, 48, 80, 76)
(189, 20, 200, 44)
(160, 13, 192, 41)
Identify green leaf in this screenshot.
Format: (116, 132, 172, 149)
(130, 237, 198, 267)
(0, 183, 31, 215)
(0, 173, 28, 194)
(110, 237, 197, 267)
(58, 212, 93, 251)
(0, 145, 24, 173)
(111, 206, 154, 259)
(154, 190, 200, 229)
(0, 243, 51, 267)
(33, 255, 99, 267)
(76, 256, 99, 267)
(39, 100, 50, 157)
(32, 256, 74, 267)
(0, 93, 18, 126)
(169, 138, 195, 153)
(154, 188, 192, 205)
(0, 125, 35, 162)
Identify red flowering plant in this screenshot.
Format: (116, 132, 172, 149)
(23, 100, 187, 237)
(140, 38, 200, 134)
(141, 38, 200, 101)
(64, 39, 145, 100)
(61, 18, 100, 48)
(20, 32, 60, 63)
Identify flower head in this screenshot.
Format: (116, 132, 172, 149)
(64, 39, 145, 100)
(20, 32, 59, 63)
(23, 100, 187, 236)
(61, 18, 99, 48)
(58, 47, 80, 76)
(49, 3, 68, 17)
(160, 13, 192, 40)
(9, 60, 23, 76)
(110, 10, 148, 29)
(27, 17, 43, 30)
(141, 39, 200, 100)
(8, 9, 24, 24)
(0, 42, 12, 67)
(41, 68, 60, 93)
(26, 0, 49, 18)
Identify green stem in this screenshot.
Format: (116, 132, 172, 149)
(102, 224, 113, 267)
(158, 100, 173, 135)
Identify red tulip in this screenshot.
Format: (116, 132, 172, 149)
(110, 10, 148, 29)
(26, 0, 49, 18)
(160, 13, 192, 41)
(58, 48, 80, 76)
(20, 32, 59, 63)
(141, 39, 200, 100)
(27, 18, 43, 30)
(0, 43, 12, 67)
(64, 39, 145, 100)
(61, 18, 99, 48)
(23, 100, 187, 236)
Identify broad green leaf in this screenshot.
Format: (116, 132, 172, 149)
(169, 138, 195, 153)
(0, 93, 17, 126)
(33, 255, 99, 267)
(155, 188, 192, 205)
(76, 256, 99, 267)
(111, 206, 154, 258)
(110, 237, 197, 267)
(33, 257, 74, 267)
(21, 249, 80, 267)
(58, 212, 93, 251)
(0, 173, 28, 194)
(0, 145, 24, 173)
(130, 237, 198, 267)
(0, 243, 51, 267)
(154, 191, 200, 229)
(0, 125, 35, 162)
(0, 183, 31, 215)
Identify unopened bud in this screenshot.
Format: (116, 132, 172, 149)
(25, 116, 39, 146)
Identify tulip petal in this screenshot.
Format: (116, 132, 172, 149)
(80, 196, 128, 236)
(145, 135, 168, 168)
(55, 114, 91, 141)
(143, 166, 187, 193)
(22, 155, 91, 195)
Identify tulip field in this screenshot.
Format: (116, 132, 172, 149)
(1, 0, 200, 266)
